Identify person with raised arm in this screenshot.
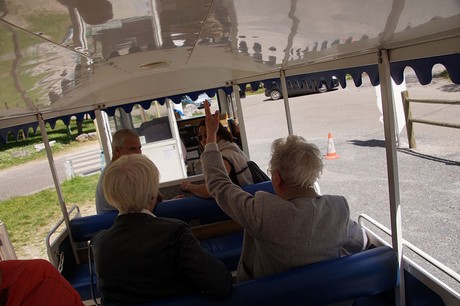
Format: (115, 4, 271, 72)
(200, 101, 368, 282)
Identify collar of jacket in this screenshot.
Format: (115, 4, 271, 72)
(281, 185, 319, 200)
(118, 209, 156, 217)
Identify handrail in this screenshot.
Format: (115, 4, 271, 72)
(46, 205, 80, 268)
(401, 91, 460, 148)
(359, 214, 460, 284)
(46, 205, 80, 245)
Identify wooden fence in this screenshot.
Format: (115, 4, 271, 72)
(401, 91, 460, 149)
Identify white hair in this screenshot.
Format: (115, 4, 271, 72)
(103, 154, 160, 213)
(269, 135, 323, 189)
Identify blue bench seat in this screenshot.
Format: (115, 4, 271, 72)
(135, 246, 399, 306)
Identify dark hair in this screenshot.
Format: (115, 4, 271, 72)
(197, 120, 233, 142)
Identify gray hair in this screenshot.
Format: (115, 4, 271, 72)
(103, 154, 160, 213)
(269, 135, 323, 189)
(111, 129, 139, 151)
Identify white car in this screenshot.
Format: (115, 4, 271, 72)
(181, 93, 211, 109)
(193, 93, 211, 109)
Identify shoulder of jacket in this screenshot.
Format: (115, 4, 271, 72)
(219, 140, 239, 151)
(156, 216, 190, 228)
(322, 195, 350, 213)
(323, 194, 348, 203)
(254, 190, 278, 201)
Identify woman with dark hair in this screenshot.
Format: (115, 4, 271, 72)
(180, 117, 254, 198)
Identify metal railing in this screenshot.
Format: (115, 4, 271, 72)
(359, 214, 460, 290)
(0, 220, 17, 260)
(401, 91, 460, 148)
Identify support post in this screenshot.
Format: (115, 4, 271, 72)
(233, 84, 250, 156)
(280, 70, 293, 135)
(401, 91, 416, 148)
(166, 99, 188, 177)
(0, 221, 17, 260)
(378, 49, 405, 306)
(37, 114, 79, 264)
(95, 108, 111, 167)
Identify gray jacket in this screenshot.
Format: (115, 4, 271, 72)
(95, 166, 116, 214)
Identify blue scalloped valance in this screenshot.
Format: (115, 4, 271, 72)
(0, 111, 95, 144)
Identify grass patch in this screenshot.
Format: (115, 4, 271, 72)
(0, 119, 96, 170)
(245, 83, 265, 96)
(0, 174, 100, 259)
(26, 12, 70, 43)
(433, 69, 451, 80)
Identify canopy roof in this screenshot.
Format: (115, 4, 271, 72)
(1, 0, 459, 141)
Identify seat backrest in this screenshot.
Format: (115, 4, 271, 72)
(69, 197, 226, 243)
(135, 246, 398, 306)
(227, 245, 398, 305)
(69, 211, 118, 243)
(69, 181, 274, 242)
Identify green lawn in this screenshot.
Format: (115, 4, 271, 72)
(0, 118, 98, 259)
(0, 174, 99, 259)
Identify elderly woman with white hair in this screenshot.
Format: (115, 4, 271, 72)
(91, 154, 232, 305)
(200, 102, 368, 283)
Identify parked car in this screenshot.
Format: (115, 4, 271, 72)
(181, 93, 211, 109)
(264, 77, 339, 100)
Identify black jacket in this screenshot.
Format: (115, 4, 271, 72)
(92, 213, 232, 305)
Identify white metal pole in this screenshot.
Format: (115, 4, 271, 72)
(95, 108, 111, 166)
(233, 84, 250, 156)
(167, 99, 188, 177)
(37, 114, 79, 263)
(377, 49, 405, 306)
(280, 70, 293, 135)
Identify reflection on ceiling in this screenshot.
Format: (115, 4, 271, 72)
(0, 0, 459, 132)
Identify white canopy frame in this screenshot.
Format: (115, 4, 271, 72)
(37, 113, 80, 264)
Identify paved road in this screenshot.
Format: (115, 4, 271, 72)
(0, 73, 459, 287)
(0, 141, 102, 200)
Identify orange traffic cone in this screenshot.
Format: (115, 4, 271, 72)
(324, 133, 340, 160)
